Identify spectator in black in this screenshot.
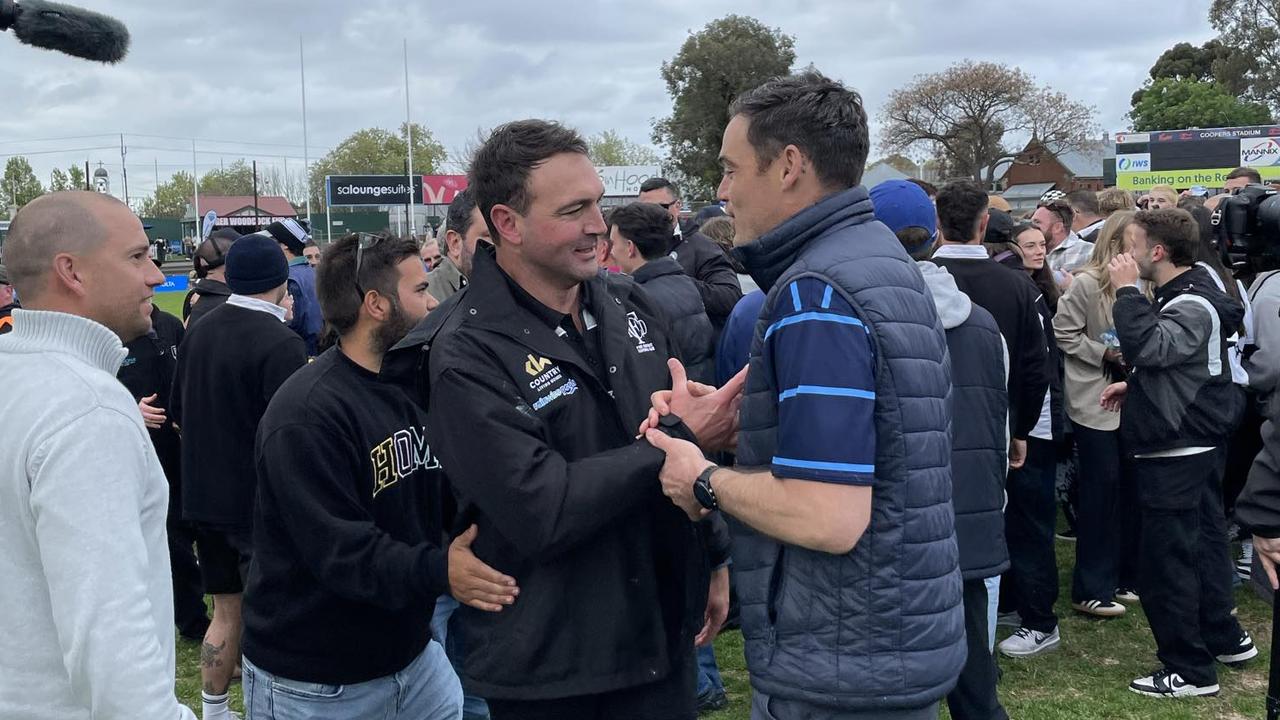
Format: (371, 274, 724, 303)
(241, 232, 516, 720)
(606, 202, 716, 385)
(384, 120, 737, 720)
(0, 264, 16, 334)
(170, 233, 308, 720)
(116, 305, 208, 642)
(1104, 208, 1255, 698)
(873, 178, 1012, 720)
(182, 228, 239, 326)
(932, 181, 1058, 660)
(637, 177, 742, 332)
(428, 188, 491, 303)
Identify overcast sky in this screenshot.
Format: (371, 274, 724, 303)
(0, 0, 1216, 203)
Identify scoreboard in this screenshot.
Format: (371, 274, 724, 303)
(1114, 125, 1280, 190)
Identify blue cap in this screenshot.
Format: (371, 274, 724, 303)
(870, 180, 936, 247)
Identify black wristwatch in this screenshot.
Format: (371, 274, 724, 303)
(693, 465, 720, 510)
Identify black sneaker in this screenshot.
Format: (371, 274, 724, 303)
(1129, 668, 1219, 698)
(1215, 631, 1259, 667)
(697, 688, 728, 715)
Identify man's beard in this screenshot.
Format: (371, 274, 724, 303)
(371, 298, 418, 356)
(1137, 250, 1157, 282)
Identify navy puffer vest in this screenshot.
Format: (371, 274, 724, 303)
(730, 187, 965, 711)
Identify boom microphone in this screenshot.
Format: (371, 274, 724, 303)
(0, 0, 129, 63)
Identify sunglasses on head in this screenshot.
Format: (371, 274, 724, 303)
(354, 233, 383, 299)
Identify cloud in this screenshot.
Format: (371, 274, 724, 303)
(0, 0, 1221, 203)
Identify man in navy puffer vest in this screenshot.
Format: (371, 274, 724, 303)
(643, 70, 965, 719)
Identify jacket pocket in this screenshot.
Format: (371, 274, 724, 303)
(765, 544, 788, 629)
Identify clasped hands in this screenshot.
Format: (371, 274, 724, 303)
(638, 359, 748, 521)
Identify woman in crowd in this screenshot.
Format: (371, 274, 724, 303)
(1010, 222, 1062, 313)
(1052, 211, 1140, 617)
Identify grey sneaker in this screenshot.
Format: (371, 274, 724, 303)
(999, 626, 1060, 658)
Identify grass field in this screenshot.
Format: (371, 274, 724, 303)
(154, 292, 186, 318)
(173, 538, 1275, 719)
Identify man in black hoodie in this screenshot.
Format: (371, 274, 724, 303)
(1103, 208, 1256, 699)
(241, 233, 516, 719)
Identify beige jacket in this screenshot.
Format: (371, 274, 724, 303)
(1053, 271, 1119, 432)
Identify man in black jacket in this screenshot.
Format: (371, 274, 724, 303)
(933, 181, 1058, 661)
(116, 305, 208, 642)
(1103, 209, 1254, 698)
(384, 119, 740, 720)
(241, 232, 516, 720)
(183, 228, 239, 326)
(170, 233, 308, 720)
(606, 201, 716, 385)
(638, 177, 741, 333)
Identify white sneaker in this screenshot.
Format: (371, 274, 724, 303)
(1216, 630, 1259, 666)
(998, 626, 1060, 658)
(1129, 667, 1219, 697)
(1072, 599, 1126, 617)
(1115, 587, 1140, 603)
(1237, 541, 1253, 581)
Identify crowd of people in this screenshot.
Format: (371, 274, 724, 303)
(5, 67, 1280, 720)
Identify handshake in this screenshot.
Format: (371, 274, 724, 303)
(637, 359, 749, 521)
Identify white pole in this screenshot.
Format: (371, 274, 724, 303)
(192, 140, 200, 240)
(403, 38, 416, 238)
(300, 37, 313, 227)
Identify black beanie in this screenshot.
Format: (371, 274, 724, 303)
(264, 219, 309, 257)
(225, 233, 289, 295)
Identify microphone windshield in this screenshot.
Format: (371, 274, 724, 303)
(9, 0, 129, 63)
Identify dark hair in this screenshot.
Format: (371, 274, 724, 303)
(1064, 189, 1099, 218)
(1133, 208, 1199, 267)
(1006, 222, 1061, 310)
(896, 227, 934, 260)
(728, 69, 869, 190)
(607, 202, 674, 261)
(1189, 205, 1242, 302)
(315, 232, 420, 336)
(1227, 166, 1263, 184)
(193, 231, 238, 278)
(639, 177, 677, 198)
(908, 178, 937, 198)
(303, 240, 318, 250)
(935, 181, 989, 243)
(1038, 200, 1075, 231)
(468, 119, 589, 244)
(446, 188, 478, 239)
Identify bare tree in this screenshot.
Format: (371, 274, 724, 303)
(879, 60, 1098, 184)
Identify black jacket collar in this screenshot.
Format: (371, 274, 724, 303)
(732, 186, 876, 293)
(632, 256, 684, 284)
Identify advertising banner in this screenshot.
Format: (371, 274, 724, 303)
(326, 175, 426, 207)
(422, 175, 469, 204)
(1116, 166, 1280, 190)
(597, 166, 660, 197)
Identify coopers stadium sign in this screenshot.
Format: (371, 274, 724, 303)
(326, 175, 426, 207)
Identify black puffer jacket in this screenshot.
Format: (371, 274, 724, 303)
(632, 256, 716, 385)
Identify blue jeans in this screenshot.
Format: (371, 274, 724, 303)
(432, 595, 491, 720)
(243, 641, 462, 720)
(696, 644, 724, 698)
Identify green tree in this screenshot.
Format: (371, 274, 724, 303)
(199, 159, 255, 196)
(1, 157, 44, 214)
(880, 60, 1097, 183)
(67, 164, 86, 191)
(587, 130, 660, 166)
(140, 171, 194, 218)
(652, 15, 796, 199)
(48, 168, 72, 192)
(1210, 0, 1280, 110)
(308, 123, 447, 210)
(1128, 77, 1273, 131)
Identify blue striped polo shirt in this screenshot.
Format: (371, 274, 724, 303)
(767, 276, 877, 485)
